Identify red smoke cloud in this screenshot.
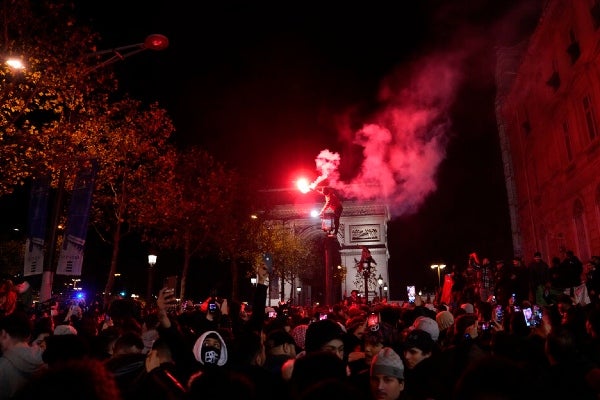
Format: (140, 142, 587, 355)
(311, 51, 463, 218)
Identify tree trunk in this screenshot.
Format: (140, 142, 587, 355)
(102, 180, 127, 311)
(103, 216, 122, 310)
(230, 258, 239, 302)
(180, 231, 191, 302)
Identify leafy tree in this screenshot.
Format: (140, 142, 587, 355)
(0, 240, 25, 279)
(89, 98, 176, 307)
(211, 176, 262, 302)
(0, 0, 113, 195)
(0, 1, 177, 307)
(140, 146, 238, 302)
(252, 218, 321, 302)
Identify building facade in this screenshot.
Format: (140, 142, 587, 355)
(266, 200, 390, 305)
(495, 0, 600, 263)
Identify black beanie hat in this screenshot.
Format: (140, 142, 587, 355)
(304, 319, 344, 353)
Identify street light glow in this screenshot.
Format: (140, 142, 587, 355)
(143, 34, 169, 51)
(6, 58, 25, 70)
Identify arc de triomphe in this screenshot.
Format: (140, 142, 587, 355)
(266, 200, 390, 306)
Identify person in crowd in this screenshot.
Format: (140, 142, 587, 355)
(449, 264, 466, 309)
(0, 311, 46, 400)
(42, 332, 91, 367)
(410, 315, 440, 346)
(316, 186, 343, 236)
(227, 329, 283, 400)
(584, 256, 600, 305)
(437, 313, 488, 393)
(104, 330, 147, 395)
(187, 364, 257, 400)
(536, 327, 598, 400)
(192, 329, 229, 369)
(290, 323, 308, 354)
(463, 253, 480, 304)
(477, 257, 495, 303)
(583, 306, 600, 366)
(347, 324, 387, 397)
(560, 250, 584, 297)
(140, 311, 160, 355)
(493, 259, 513, 307)
(453, 354, 530, 400)
(29, 315, 54, 351)
(346, 289, 361, 307)
(528, 251, 551, 305)
(435, 310, 455, 348)
(369, 347, 407, 400)
(297, 375, 363, 400)
(289, 350, 351, 399)
(343, 314, 367, 357)
(281, 318, 345, 381)
(264, 328, 297, 381)
(14, 358, 123, 400)
(128, 337, 187, 400)
(549, 255, 566, 291)
(510, 256, 529, 307)
(401, 328, 445, 400)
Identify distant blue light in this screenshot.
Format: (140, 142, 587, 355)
(120, 291, 126, 297)
(76, 292, 85, 299)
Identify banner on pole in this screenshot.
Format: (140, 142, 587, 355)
(24, 177, 50, 276)
(57, 160, 98, 276)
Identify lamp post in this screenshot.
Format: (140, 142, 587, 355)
(250, 277, 257, 286)
(296, 286, 302, 305)
(377, 274, 383, 300)
(431, 264, 446, 289)
(363, 262, 371, 304)
(383, 283, 388, 300)
(147, 254, 157, 302)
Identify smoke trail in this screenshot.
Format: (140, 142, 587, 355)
(308, 149, 340, 190)
(313, 50, 463, 218)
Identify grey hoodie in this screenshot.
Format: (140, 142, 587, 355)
(0, 344, 45, 400)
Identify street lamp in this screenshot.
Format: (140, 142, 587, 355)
(147, 254, 157, 302)
(383, 283, 388, 300)
(431, 264, 446, 289)
(85, 34, 169, 73)
(296, 286, 302, 305)
(250, 277, 257, 286)
(377, 274, 383, 300)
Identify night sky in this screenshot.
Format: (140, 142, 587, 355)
(2, 1, 546, 295)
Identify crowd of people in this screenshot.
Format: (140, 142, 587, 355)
(1, 250, 600, 400)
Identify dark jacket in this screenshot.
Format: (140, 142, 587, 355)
(130, 362, 187, 400)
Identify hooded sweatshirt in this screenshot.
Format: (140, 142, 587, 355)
(0, 344, 45, 400)
(192, 330, 228, 367)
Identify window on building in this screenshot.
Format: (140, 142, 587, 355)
(591, 1, 600, 29)
(562, 121, 573, 162)
(583, 94, 598, 141)
(567, 29, 581, 64)
(521, 108, 532, 135)
(546, 70, 560, 91)
(573, 199, 590, 263)
(595, 185, 600, 235)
